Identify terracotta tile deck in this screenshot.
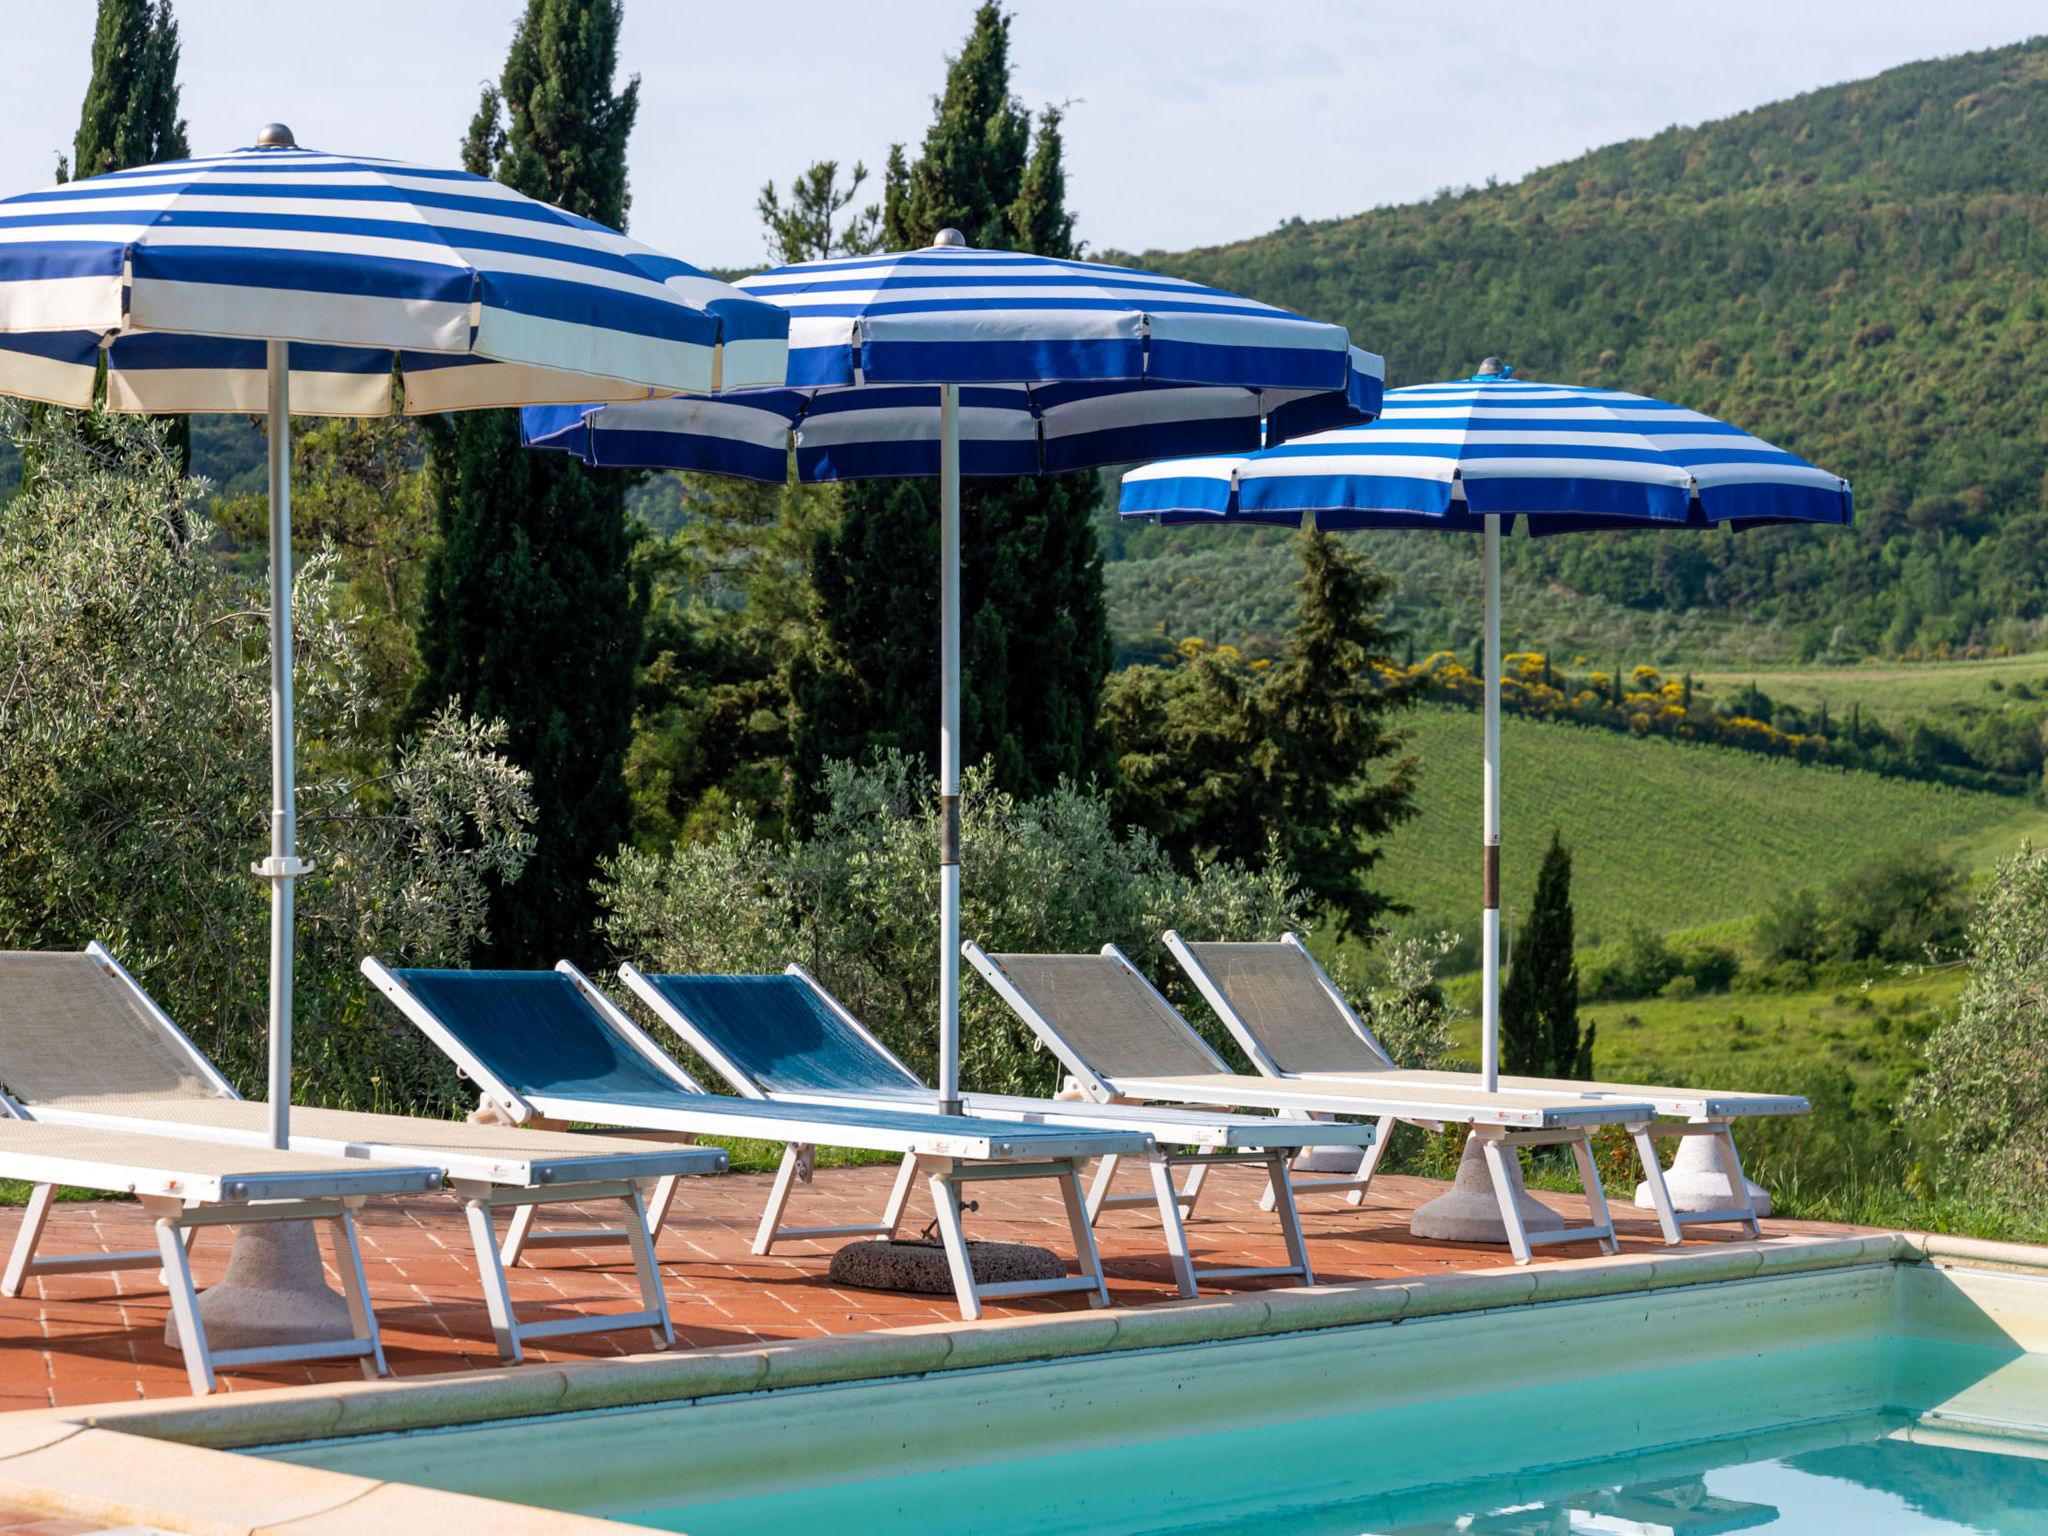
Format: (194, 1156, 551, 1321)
(0, 1162, 1864, 1414)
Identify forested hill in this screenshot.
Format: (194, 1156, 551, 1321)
(1105, 38, 2048, 662)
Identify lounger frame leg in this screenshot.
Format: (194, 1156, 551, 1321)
(464, 1191, 523, 1363)
(501, 1171, 693, 1263)
(879, 1153, 918, 1237)
(1630, 1117, 1763, 1244)
(2, 1182, 56, 1299)
(754, 1145, 918, 1254)
(917, 1156, 1114, 1321)
(139, 1195, 387, 1396)
(3, 1180, 179, 1295)
(154, 1207, 214, 1396)
(1277, 1114, 1401, 1209)
(454, 1178, 675, 1362)
(1146, 1152, 1198, 1298)
(1083, 1153, 1121, 1224)
(1474, 1127, 1618, 1264)
(322, 1205, 387, 1380)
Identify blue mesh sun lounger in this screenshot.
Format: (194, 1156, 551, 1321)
(362, 958, 1155, 1318)
(621, 963, 1384, 1298)
(0, 945, 729, 1363)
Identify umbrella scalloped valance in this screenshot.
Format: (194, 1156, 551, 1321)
(0, 145, 789, 415)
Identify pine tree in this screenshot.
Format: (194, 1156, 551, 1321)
(1259, 531, 1425, 936)
(1500, 831, 1593, 1078)
(757, 161, 880, 264)
(55, 0, 191, 475)
(799, 4, 1111, 803)
(408, 0, 643, 967)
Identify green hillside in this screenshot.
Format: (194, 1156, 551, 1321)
(1373, 707, 2046, 955)
(1108, 37, 2048, 665)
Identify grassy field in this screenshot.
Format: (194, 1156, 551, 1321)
(1691, 653, 2048, 717)
(1366, 707, 2048, 959)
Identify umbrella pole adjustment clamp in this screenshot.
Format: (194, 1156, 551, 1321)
(251, 856, 314, 880)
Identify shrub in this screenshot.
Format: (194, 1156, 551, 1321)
(1907, 845, 2048, 1206)
(599, 755, 1304, 1095)
(1755, 887, 1828, 964)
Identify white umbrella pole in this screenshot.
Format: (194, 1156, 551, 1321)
(1480, 512, 1502, 1093)
(938, 382, 963, 1113)
(261, 340, 300, 1149)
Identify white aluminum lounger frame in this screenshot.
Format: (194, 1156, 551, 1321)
(364, 958, 1152, 1320)
(965, 942, 1666, 1265)
(0, 1119, 439, 1394)
(620, 962, 1380, 1297)
(1165, 931, 1786, 1244)
(5, 945, 729, 1362)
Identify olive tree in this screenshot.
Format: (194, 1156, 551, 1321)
(0, 404, 533, 1110)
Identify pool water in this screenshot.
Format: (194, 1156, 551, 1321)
(628, 1340, 2048, 1536)
(254, 1266, 2048, 1535)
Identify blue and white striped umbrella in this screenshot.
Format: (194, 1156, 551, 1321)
(1120, 375, 1852, 529)
(0, 130, 789, 1161)
(1119, 368, 1851, 1159)
(521, 243, 1383, 480)
(522, 233, 1382, 1115)
(0, 143, 789, 414)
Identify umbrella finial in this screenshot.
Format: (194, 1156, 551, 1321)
(255, 123, 297, 149)
(931, 228, 969, 248)
(1476, 356, 1507, 378)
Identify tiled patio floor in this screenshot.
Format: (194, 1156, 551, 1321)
(0, 1161, 1864, 1414)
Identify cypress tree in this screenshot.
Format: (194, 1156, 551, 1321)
(408, 0, 643, 967)
(1500, 831, 1592, 1079)
(64, 0, 188, 181)
(800, 4, 1110, 802)
(55, 0, 191, 475)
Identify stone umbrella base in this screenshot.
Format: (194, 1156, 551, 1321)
(1636, 1132, 1774, 1216)
(1409, 1134, 1566, 1245)
(829, 1237, 1066, 1296)
(166, 1221, 356, 1352)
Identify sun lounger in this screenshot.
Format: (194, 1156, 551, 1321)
(963, 943, 1672, 1264)
(1164, 932, 1798, 1238)
(362, 958, 1157, 1319)
(619, 962, 1381, 1297)
(0, 947, 729, 1361)
(0, 1117, 438, 1394)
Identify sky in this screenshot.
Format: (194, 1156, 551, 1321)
(1, 2, 2042, 272)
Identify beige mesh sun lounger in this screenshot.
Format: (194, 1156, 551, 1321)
(964, 942, 1669, 1264)
(618, 963, 1384, 1298)
(0, 1118, 438, 1394)
(0, 946, 730, 1362)
(1164, 932, 1799, 1240)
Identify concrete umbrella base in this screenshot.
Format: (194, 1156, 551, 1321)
(1636, 1132, 1773, 1217)
(1293, 1144, 1366, 1175)
(167, 1221, 356, 1352)
(1410, 1134, 1566, 1244)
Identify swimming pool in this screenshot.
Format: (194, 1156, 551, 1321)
(244, 1249, 2048, 1534)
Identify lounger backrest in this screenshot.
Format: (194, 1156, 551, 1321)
(1174, 937, 1395, 1075)
(971, 949, 1229, 1083)
(0, 949, 228, 1106)
(385, 968, 701, 1105)
(635, 972, 926, 1099)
